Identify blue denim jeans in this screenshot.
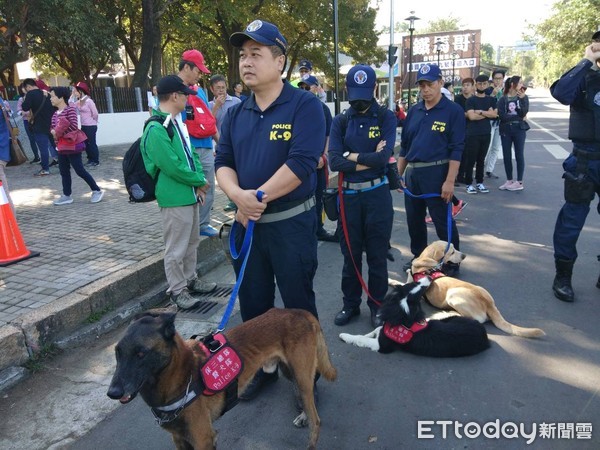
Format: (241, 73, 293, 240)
(33, 132, 57, 171)
(58, 152, 100, 195)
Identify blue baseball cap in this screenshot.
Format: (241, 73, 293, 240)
(298, 75, 319, 87)
(299, 59, 313, 71)
(346, 65, 376, 101)
(230, 20, 288, 55)
(416, 64, 442, 83)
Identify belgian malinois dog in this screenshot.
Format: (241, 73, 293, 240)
(107, 308, 337, 449)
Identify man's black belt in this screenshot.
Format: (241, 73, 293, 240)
(574, 148, 600, 160)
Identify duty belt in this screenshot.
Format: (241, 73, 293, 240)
(406, 159, 449, 169)
(574, 148, 600, 160)
(343, 176, 386, 190)
(257, 197, 316, 224)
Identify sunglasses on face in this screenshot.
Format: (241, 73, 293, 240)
(300, 85, 311, 91)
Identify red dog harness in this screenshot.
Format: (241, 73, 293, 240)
(412, 270, 446, 282)
(383, 321, 428, 344)
(197, 333, 243, 395)
(150, 333, 242, 425)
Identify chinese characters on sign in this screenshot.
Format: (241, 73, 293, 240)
(402, 30, 481, 88)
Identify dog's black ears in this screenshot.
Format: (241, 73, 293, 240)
(133, 308, 177, 340)
(159, 312, 177, 340)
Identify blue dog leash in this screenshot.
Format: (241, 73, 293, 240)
(217, 190, 264, 332)
(401, 186, 453, 255)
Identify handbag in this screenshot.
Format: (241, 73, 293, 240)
(322, 187, 339, 221)
(7, 138, 29, 166)
(57, 128, 88, 152)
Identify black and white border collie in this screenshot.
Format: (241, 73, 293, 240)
(339, 278, 490, 357)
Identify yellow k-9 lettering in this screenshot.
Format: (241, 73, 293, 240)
(270, 123, 292, 141)
(369, 126, 381, 139)
(431, 121, 446, 132)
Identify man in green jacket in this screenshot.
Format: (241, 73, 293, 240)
(141, 75, 216, 309)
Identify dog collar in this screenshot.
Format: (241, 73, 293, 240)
(151, 374, 202, 425)
(383, 320, 428, 344)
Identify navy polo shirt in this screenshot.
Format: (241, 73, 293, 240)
(328, 102, 396, 183)
(399, 95, 465, 162)
(215, 81, 325, 203)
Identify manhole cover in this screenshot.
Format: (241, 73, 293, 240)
(177, 284, 235, 319)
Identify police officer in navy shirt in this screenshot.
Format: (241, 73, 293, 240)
(550, 34, 600, 302)
(328, 65, 396, 327)
(397, 64, 466, 275)
(215, 20, 325, 399)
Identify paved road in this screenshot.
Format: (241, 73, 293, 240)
(1, 89, 598, 449)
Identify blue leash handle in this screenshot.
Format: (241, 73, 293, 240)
(402, 187, 453, 254)
(217, 190, 264, 331)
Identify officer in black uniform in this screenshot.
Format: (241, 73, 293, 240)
(550, 33, 600, 302)
(328, 65, 396, 327)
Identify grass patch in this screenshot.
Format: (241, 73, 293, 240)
(86, 304, 115, 324)
(24, 344, 61, 373)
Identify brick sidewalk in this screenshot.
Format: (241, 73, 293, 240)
(0, 144, 233, 370)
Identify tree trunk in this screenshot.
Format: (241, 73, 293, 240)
(132, 0, 155, 88)
(151, 26, 162, 87)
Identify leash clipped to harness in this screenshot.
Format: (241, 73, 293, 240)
(150, 333, 244, 424)
(218, 190, 264, 332)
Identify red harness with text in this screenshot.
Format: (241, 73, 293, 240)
(197, 334, 243, 395)
(412, 270, 446, 282)
(383, 320, 428, 344)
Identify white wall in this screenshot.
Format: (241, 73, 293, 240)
(96, 112, 149, 146)
(95, 103, 349, 147)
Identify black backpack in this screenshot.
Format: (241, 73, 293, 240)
(123, 115, 174, 203)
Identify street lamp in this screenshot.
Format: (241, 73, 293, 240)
(451, 52, 459, 86)
(435, 39, 443, 66)
(405, 11, 419, 109)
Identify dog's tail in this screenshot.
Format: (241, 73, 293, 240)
(316, 327, 337, 382)
(480, 288, 546, 338)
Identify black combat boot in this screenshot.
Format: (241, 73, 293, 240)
(552, 259, 575, 302)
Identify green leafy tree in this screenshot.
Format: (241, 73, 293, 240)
(172, 0, 383, 88)
(22, 0, 120, 86)
(421, 16, 462, 34)
(0, 1, 32, 88)
(532, 0, 599, 86)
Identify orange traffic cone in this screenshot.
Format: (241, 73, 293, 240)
(0, 181, 40, 266)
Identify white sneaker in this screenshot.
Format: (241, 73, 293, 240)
(90, 190, 104, 203)
(53, 195, 73, 206)
(476, 183, 490, 193)
(499, 180, 513, 190)
(466, 185, 477, 194)
(507, 181, 524, 191)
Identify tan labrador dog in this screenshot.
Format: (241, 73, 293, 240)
(407, 241, 545, 338)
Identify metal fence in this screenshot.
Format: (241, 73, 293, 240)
(91, 87, 145, 114)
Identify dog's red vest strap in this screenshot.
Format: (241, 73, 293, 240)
(383, 321, 428, 344)
(412, 270, 445, 282)
(199, 334, 243, 395)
